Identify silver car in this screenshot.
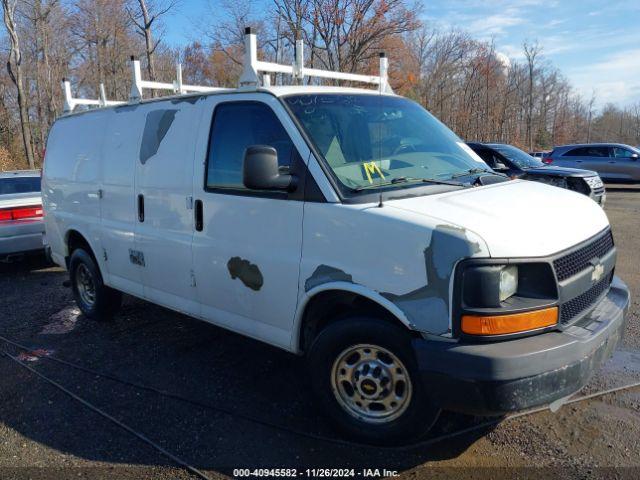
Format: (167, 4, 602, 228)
(546, 143, 640, 182)
(0, 170, 45, 261)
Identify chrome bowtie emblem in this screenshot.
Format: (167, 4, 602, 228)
(591, 262, 605, 283)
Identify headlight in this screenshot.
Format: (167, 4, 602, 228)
(462, 264, 519, 307)
(499, 266, 518, 302)
(584, 176, 603, 189)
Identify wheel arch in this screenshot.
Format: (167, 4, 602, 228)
(65, 228, 100, 269)
(293, 282, 417, 354)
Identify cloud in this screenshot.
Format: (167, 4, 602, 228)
(467, 12, 526, 37)
(567, 48, 640, 106)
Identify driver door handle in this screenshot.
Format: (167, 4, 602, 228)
(194, 199, 203, 232)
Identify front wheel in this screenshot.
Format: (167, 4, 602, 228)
(69, 248, 122, 321)
(307, 317, 440, 445)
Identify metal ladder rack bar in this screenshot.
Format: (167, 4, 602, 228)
(239, 27, 392, 93)
(62, 27, 392, 114)
(62, 79, 126, 113)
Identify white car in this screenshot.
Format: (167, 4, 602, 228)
(0, 170, 44, 261)
(42, 30, 630, 444)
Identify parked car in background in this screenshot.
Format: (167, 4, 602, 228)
(467, 142, 606, 205)
(0, 170, 44, 261)
(545, 143, 640, 182)
(529, 151, 548, 159)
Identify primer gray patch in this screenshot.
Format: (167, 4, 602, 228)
(382, 224, 480, 334)
(114, 104, 140, 114)
(139, 109, 178, 164)
(304, 265, 353, 292)
(170, 95, 203, 105)
(227, 257, 264, 291)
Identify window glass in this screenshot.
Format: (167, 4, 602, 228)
(472, 148, 497, 167)
(488, 144, 543, 169)
(613, 147, 635, 158)
(0, 176, 41, 195)
(565, 146, 609, 157)
(206, 102, 294, 189)
(284, 94, 490, 192)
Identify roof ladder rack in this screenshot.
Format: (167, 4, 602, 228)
(238, 27, 392, 94)
(62, 79, 125, 113)
(129, 58, 227, 101)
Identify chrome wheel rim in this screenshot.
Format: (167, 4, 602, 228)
(331, 344, 412, 424)
(76, 264, 96, 307)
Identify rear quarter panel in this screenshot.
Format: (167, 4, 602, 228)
(43, 110, 109, 267)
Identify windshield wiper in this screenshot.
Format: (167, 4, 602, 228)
(353, 176, 464, 192)
(449, 167, 493, 179)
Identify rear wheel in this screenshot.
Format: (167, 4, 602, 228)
(69, 248, 122, 321)
(307, 317, 440, 445)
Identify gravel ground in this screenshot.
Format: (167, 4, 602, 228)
(0, 185, 638, 479)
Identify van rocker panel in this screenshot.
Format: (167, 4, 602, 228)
(413, 275, 630, 415)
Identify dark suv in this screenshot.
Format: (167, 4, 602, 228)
(467, 142, 606, 205)
(545, 143, 640, 182)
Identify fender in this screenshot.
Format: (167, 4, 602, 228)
(62, 223, 106, 278)
(291, 281, 414, 353)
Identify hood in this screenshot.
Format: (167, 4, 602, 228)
(386, 180, 609, 258)
(523, 165, 598, 178)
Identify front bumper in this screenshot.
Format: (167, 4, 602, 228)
(413, 275, 630, 416)
(0, 220, 45, 256)
(592, 191, 606, 206)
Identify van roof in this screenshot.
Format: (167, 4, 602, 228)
(60, 85, 395, 118)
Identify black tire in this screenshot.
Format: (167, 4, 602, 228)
(307, 317, 441, 445)
(69, 248, 122, 321)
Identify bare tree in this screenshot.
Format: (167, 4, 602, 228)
(2, 0, 35, 168)
(523, 41, 541, 152)
(127, 0, 177, 83)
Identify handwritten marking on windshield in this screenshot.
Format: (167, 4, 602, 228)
(363, 162, 386, 183)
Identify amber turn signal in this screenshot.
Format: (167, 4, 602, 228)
(461, 307, 558, 335)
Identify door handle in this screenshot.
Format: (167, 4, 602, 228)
(137, 194, 145, 222)
(608, 161, 616, 164)
(194, 199, 203, 232)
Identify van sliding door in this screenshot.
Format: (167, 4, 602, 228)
(134, 99, 205, 316)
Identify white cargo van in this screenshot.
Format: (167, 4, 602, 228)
(43, 30, 630, 444)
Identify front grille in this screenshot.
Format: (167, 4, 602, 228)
(560, 273, 613, 324)
(592, 186, 605, 195)
(553, 229, 614, 281)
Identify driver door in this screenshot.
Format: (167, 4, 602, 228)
(191, 94, 308, 349)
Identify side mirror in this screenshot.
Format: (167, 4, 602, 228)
(243, 145, 297, 191)
(631, 153, 639, 160)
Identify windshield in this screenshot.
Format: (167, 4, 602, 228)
(284, 94, 491, 193)
(488, 144, 544, 169)
(0, 176, 41, 195)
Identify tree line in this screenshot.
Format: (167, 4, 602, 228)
(1, 0, 638, 170)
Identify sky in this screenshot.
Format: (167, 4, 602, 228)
(162, 0, 640, 108)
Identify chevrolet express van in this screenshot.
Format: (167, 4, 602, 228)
(43, 35, 630, 444)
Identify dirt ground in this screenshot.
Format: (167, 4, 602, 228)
(0, 184, 639, 480)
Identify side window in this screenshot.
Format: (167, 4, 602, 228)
(206, 102, 294, 190)
(472, 148, 496, 167)
(564, 147, 608, 157)
(564, 147, 588, 156)
(613, 147, 634, 158)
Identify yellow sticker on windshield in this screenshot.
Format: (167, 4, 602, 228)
(363, 162, 386, 183)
